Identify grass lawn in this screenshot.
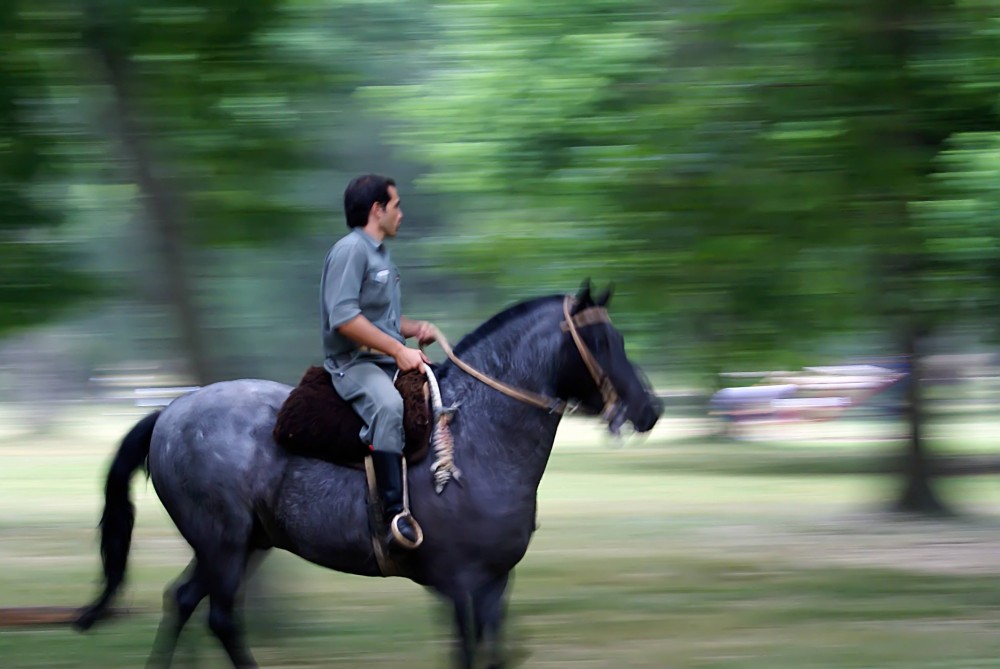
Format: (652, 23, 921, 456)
(2, 407, 1000, 667)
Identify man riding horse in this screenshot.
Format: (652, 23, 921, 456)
(76, 280, 664, 667)
(75, 173, 664, 667)
(320, 174, 436, 550)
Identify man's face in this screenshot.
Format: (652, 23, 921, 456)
(377, 185, 403, 238)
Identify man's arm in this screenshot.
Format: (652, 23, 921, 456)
(338, 316, 429, 372)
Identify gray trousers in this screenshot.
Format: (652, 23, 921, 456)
(327, 359, 404, 454)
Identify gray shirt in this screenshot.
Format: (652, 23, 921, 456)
(320, 228, 403, 364)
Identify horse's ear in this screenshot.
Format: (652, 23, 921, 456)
(595, 283, 615, 307)
(575, 278, 593, 307)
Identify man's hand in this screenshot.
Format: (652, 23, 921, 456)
(394, 345, 430, 373)
(412, 320, 438, 347)
(402, 318, 438, 347)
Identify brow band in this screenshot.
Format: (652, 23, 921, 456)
(560, 307, 609, 331)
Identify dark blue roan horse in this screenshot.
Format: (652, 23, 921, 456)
(76, 283, 662, 668)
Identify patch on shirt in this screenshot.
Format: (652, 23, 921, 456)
(374, 269, 390, 284)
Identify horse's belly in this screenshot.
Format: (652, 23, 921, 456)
(266, 460, 381, 576)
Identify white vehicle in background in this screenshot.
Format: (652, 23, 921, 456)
(710, 364, 906, 431)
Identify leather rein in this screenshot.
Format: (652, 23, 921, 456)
(430, 295, 620, 418)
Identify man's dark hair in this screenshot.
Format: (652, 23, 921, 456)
(343, 174, 396, 229)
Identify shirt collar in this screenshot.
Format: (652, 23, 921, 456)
(352, 227, 385, 252)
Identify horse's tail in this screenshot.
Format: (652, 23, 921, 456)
(75, 410, 161, 631)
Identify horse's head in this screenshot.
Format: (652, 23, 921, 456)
(556, 281, 663, 434)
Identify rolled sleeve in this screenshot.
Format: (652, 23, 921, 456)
(324, 244, 365, 329)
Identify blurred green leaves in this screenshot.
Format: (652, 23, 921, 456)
(5, 0, 1000, 377)
(366, 0, 1000, 376)
(0, 2, 93, 333)
(0, 0, 349, 365)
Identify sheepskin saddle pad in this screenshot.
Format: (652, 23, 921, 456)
(272, 366, 432, 466)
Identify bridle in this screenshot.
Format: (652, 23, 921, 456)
(559, 295, 620, 420)
(431, 295, 620, 418)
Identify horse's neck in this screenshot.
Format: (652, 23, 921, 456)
(440, 307, 564, 488)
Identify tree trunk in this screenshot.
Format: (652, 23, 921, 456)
(862, 0, 950, 515)
(83, 4, 217, 385)
(893, 323, 948, 514)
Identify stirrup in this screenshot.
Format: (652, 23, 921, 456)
(390, 511, 424, 550)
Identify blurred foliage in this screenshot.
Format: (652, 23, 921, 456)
(3, 0, 1000, 387)
(0, 2, 98, 332)
(368, 0, 1000, 376)
(0, 0, 343, 344)
(78, 0, 326, 245)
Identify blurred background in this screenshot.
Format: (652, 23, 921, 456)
(5, 0, 1000, 666)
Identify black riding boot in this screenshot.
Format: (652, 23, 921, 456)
(370, 450, 421, 550)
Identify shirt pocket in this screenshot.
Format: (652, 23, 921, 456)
(361, 267, 392, 310)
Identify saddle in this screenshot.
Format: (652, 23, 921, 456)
(272, 366, 433, 466)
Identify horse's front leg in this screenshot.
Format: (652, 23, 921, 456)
(449, 591, 476, 669)
(473, 572, 512, 669)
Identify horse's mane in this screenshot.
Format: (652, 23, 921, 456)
(451, 294, 563, 357)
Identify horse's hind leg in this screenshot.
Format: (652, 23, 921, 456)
(203, 545, 259, 668)
(147, 560, 208, 668)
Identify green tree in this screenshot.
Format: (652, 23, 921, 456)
(0, 3, 97, 333)
(3, 1, 342, 383)
(373, 0, 1000, 512)
(4, 0, 445, 383)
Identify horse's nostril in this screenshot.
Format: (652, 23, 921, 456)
(637, 405, 660, 433)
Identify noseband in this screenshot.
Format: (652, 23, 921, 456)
(433, 295, 619, 418)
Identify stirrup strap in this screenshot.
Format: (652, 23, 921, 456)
(392, 457, 424, 549)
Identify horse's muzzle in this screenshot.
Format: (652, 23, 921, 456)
(633, 392, 663, 433)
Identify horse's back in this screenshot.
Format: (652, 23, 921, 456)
(148, 379, 292, 543)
